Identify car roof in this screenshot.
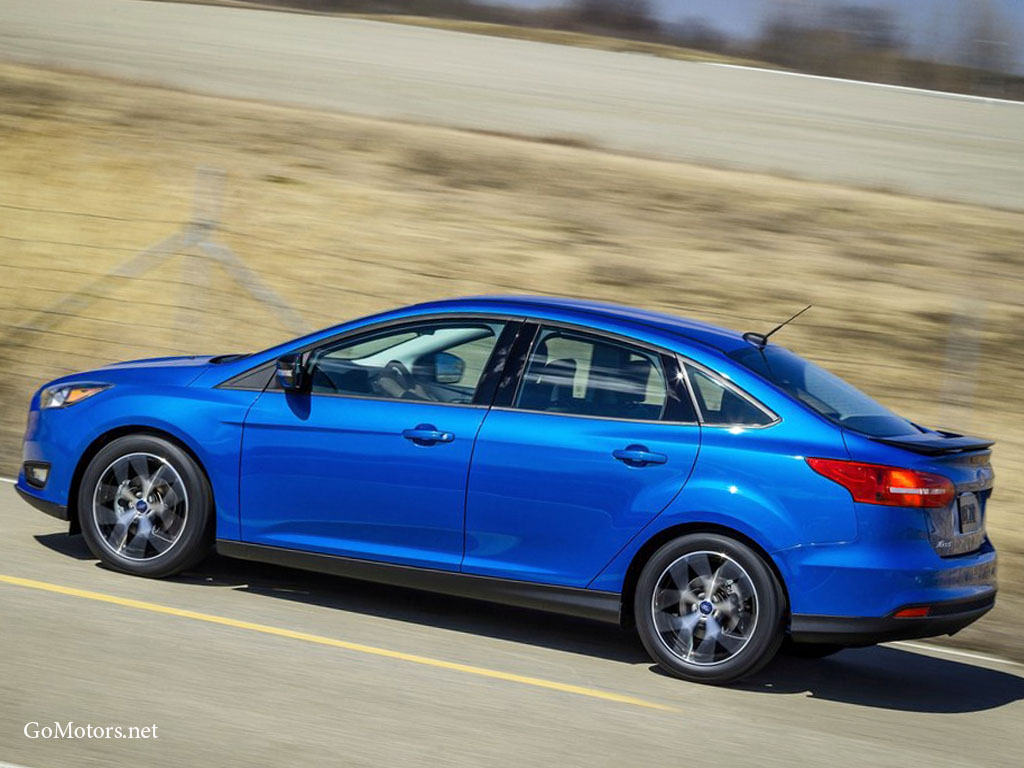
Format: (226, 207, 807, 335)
(409, 295, 749, 353)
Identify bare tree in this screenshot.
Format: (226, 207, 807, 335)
(672, 17, 728, 52)
(824, 5, 902, 52)
(571, 0, 658, 32)
(959, 0, 1016, 73)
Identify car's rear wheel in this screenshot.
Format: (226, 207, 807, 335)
(634, 533, 785, 684)
(78, 435, 212, 578)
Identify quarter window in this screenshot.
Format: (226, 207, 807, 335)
(515, 328, 667, 421)
(686, 365, 774, 426)
(307, 321, 505, 404)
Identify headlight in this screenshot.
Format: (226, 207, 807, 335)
(39, 383, 111, 409)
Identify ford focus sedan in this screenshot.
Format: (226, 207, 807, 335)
(15, 296, 997, 683)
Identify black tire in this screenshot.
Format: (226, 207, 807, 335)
(634, 533, 786, 684)
(781, 639, 846, 659)
(78, 435, 213, 578)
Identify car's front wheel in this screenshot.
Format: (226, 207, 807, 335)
(78, 435, 212, 578)
(634, 533, 785, 684)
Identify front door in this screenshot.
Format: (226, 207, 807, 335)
(463, 325, 701, 587)
(239, 317, 512, 570)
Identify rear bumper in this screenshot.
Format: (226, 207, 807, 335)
(790, 590, 996, 646)
(15, 483, 69, 521)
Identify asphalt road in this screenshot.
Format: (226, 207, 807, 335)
(1, 483, 1022, 767)
(2, 0, 1024, 208)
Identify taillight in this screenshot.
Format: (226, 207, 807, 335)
(806, 458, 955, 508)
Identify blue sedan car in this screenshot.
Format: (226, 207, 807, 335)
(16, 296, 997, 683)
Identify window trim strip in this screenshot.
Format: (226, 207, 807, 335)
(681, 356, 780, 429)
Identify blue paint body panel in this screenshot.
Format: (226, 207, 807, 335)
(464, 410, 700, 586)
(239, 391, 488, 569)
(15, 295, 998, 630)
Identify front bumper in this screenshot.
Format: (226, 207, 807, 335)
(790, 590, 996, 645)
(15, 483, 69, 521)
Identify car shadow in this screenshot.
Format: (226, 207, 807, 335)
(34, 532, 96, 560)
(39, 535, 1023, 713)
(172, 551, 651, 664)
(696, 644, 1022, 713)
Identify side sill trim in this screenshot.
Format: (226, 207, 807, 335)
(216, 540, 622, 624)
(16, 485, 69, 521)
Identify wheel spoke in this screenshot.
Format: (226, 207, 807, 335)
(654, 588, 682, 610)
(144, 463, 167, 497)
(158, 483, 181, 511)
(150, 501, 176, 531)
(708, 560, 734, 596)
(129, 454, 150, 486)
(148, 528, 176, 554)
(693, 615, 722, 662)
(715, 628, 746, 654)
(109, 510, 136, 551)
(123, 516, 153, 559)
(671, 613, 700, 656)
(688, 553, 713, 581)
(94, 482, 119, 506)
(729, 575, 754, 603)
(651, 550, 759, 667)
(93, 452, 188, 562)
(94, 501, 120, 525)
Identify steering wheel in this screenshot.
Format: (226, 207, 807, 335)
(378, 359, 415, 394)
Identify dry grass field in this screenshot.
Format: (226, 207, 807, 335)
(0, 63, 1021, 658)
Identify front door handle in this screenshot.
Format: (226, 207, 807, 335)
(613, 444, 668, 467)
(402, 424, 455, 446)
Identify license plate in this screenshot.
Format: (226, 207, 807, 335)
(957, 492, 982, 534)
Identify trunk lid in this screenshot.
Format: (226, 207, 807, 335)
(844, 428, 994, 557)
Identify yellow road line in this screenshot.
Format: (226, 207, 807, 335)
(0, 573, 676, 712)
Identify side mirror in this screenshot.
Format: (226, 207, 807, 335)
(275, 353, 306, 392)
(434, 352, 465, 384)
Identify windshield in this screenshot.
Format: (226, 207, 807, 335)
(728, 345, 920, 437)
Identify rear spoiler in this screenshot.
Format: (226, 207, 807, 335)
(869, 429, 994, 456)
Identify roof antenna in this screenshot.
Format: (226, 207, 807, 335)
(743, 305, 813, 348)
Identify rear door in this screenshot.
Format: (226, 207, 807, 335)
(463, 324, 701, 587)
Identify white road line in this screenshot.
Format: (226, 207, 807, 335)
(0, 477, 16, 484)
(890, 640, 1022, 668)
(704, 62, 1024, 106)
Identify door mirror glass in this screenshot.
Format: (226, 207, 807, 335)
(275, 353, 306, 392)
(434, 352, 465, 384)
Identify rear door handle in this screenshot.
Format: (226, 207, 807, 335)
(402, 424, 454, 446)
(613, 445, 667, 467)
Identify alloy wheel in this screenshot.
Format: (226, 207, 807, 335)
(91, 452, 189, 562)
(650, 550, 759, 666)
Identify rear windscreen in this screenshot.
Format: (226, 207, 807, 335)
(728, 344, 921, 438)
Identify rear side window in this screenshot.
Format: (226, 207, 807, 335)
(515, 328, 667, 421)
(686, 365, 775, 427)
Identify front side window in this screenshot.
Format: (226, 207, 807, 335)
(515, 328, 667, 421)
(308, 320, 505, 404)
(686, 365, 775, 427)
